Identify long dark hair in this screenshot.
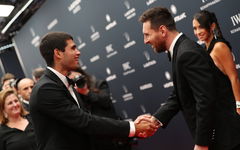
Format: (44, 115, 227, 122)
(193, 10, 223, 39)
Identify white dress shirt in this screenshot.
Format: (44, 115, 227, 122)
(47, 67, 80, 108)
(47, 67, 135, 136)
(168, 32, 183, 59)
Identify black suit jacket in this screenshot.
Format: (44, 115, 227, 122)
(154, 35, 217, 146)
(30, 69, 130, 150)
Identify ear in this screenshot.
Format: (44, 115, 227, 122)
(54, 48, 63, 59)
(159, 25, 167, 37)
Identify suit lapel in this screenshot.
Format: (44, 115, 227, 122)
(172, 34, 186, 85)
(72, 89, 89, 112)
(45, 69, 83, 107)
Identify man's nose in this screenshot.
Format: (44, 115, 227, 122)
(144, 38, 149, 44)
(76, 49, 81, 56)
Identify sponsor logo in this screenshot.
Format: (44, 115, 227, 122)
(106, 67, 117, 81)
(79, 59, 87, 70)
(90, 55, 100, 62)
(231, 13, 240, 26)
(122, 61, 136, 76)
(123, 1, 136, 20)
(230, 13, 240, 34)
(68, 0, 82, 14)
(122, 85, 133, 101)
(139, 83, 153, 90)
(110, 93, 117, 103)
(170, 5, 187, 23)
(146, 0, 157, 6)
(90, 25, 100, 42)
(121, 110, 129, 119)
(200, 0, 221, 10)
(30, 28, 40, 47)
(31, 36, 40, 47)
(105, 44, 118, 58)
(163, 71, 173, 88)
(140, 105, 146, 113)
(123, 32, 136, 49)
(105, 14, 117, 30)
(77, 36, 86, 50)
(143, 51, 157, 68)
(47, 19, 58, 30)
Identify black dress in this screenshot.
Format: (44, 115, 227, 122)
(0, 116, 37, 150)
(207, 38, 240, 149)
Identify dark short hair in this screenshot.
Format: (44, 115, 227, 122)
(39, 32, 73, 67)
(193, 10, 223, 39)
(139, 6, 176, 31)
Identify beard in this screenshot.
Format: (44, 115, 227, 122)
(152, 40, 166, 53)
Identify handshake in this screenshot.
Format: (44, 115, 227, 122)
(134, 114, 161, 138)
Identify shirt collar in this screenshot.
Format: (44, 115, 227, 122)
(168, 32, 183, 58)
(19, 97, 29, 104)
(47, 66, 68, 88)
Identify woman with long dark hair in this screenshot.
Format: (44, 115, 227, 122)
(193, 10, 240, 115)
(193, 10, 240, 150)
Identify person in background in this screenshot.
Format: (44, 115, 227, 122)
(68, 68, 132, 150)
(192, 10, 240, 115)
(1, 73, 15, 91)
(32, 67, 45, 83)
(0, 89, 37, 150)
(16, 78, 35, 112)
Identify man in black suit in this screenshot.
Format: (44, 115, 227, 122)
(30, 32, 159, 150)
(138, 7, 219, 150)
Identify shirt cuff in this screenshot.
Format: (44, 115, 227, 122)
(128, 121, 135, 137)
(152, 116, 163, 126)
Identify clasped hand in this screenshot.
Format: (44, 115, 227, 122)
(134, 114, 161, 138)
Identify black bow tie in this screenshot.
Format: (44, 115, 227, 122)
(66, 77, 75, 86)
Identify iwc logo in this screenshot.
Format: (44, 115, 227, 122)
(170, 4, 187, 23)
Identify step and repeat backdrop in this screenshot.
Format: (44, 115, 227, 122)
(12, 0, 240, 149)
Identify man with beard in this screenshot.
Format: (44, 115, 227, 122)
(138, 7, 218, 150)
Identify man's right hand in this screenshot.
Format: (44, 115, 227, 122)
(194, 144, 208, 150)
(134, 114, 161, 138)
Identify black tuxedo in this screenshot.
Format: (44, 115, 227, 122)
(30, 69, 130, 150)
(154, 35, 217, 146)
